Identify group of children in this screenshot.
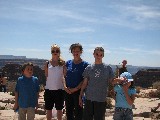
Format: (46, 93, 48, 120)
(13, 43, 136, 120)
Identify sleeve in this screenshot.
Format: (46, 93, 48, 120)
(131, 88, 136, 95)
(108, 66, 114, 79)
(65, 60, 70, 68)
(36, 77, 40, 92)
(84, 61, 89, 68)
(82, 65, 91, 80)
(15, 78, 20, 92)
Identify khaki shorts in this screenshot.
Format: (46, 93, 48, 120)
(18, 107, 35, 120)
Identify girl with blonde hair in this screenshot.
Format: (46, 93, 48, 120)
(44, 44, 65, 120)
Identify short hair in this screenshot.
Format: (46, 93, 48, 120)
(94, 47, 104, 56)
(94, 47, 104, 53)
(22, 62, 33, 72)
(69, 43, 83, 53)
(122, 60, 127, 63)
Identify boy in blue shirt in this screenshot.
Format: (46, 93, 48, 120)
(13, 62, 40, 120)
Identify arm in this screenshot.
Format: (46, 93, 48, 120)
(123, 85, 135, 105)
(69, 81, 83, 93)
(13, 92, 19, 110)
(79, 78, 88, 107)
(108, 78, 116, 100)
(44, 61, 49, 77)
(112, 78, 123, 85)
(62, 65, 72, 94)
(35, 92, 39, 110)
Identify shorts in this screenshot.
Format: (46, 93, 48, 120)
(113, 107, 133, 120)
(44, 89, 64, 110)
(18, 107, 35, 120)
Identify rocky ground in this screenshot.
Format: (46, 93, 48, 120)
(0, 89, 160, 120)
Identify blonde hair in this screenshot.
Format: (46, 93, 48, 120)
(51, 44, 65, 66)
(51, 44, 61, 53)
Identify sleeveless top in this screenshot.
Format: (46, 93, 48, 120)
(45, 62, 64, 90)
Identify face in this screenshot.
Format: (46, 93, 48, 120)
(51, 48, 60, 58)
(94, 50, 104, 61)
(72, 47, 82, 58)
(122, 61, 127, 65)
(23, 66, 33, 78)
(121, 77, 131, 87)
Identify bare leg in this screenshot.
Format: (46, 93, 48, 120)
(46, 110, 52, 120)
(57, 110, 63, 120)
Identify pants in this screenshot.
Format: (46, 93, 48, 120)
(65, 90, 83, 120)
(83, 99, 106, 120)
(113, 107, 133, 120)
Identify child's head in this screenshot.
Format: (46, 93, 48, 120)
(51, 44, 61, 54)
(122, 60, 127, 66)
(120, 72, 134, 87)
(93, 47, 104, 58)
(69, 43, 83, 53)
(69, 43, 83, 58)
(22, 62, 33, 78)
(51, 44, 65, 66)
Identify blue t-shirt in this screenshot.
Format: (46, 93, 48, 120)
(114, 85, 136, 109)
(15, 75, 40, 108)
(65, 60, 89, 88)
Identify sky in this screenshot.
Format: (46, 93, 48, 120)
(0, 0, 160, 67)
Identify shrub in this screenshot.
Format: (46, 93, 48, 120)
(39, 84, 45, 92)
(10, 92, 15, 96)
(148, 90, 160, 98)
(135, 86, 142, 94)
(0, 106, 5, 110)
(153, 81, 160, 90)
(106, 97, 112, 109)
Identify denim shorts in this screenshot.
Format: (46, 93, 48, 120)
(113, 107, 133, 120)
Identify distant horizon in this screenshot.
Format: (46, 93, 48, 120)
(1, 54, 160, 68)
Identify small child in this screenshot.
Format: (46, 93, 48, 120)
(13, 62, 40, 120)
(112, 72, 136, 120)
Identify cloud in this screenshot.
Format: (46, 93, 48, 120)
(144, 50, 160, 55)
(113, 47, 160, 56)
(1, 1, 160, 30)
(57, 27, 94, 33)
(104, 3, 160, 30)
(4, 48, 48, 52)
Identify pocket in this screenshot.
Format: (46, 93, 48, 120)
(113, 110, 122, 119)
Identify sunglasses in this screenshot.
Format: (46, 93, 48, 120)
(51, 50, 60, 53)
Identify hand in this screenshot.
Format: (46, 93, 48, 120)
(13, 103, 19, 112)
(64, 87, 72, 94)
(35, 105, 38, 113)
(69, 88, 77, 94)
(79, 95, 83, 107)
(122, 83, 129, 91)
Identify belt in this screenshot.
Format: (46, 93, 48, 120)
(115, 107, 131, 112)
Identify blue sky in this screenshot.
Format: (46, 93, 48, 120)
(0, 0, 160, 67)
